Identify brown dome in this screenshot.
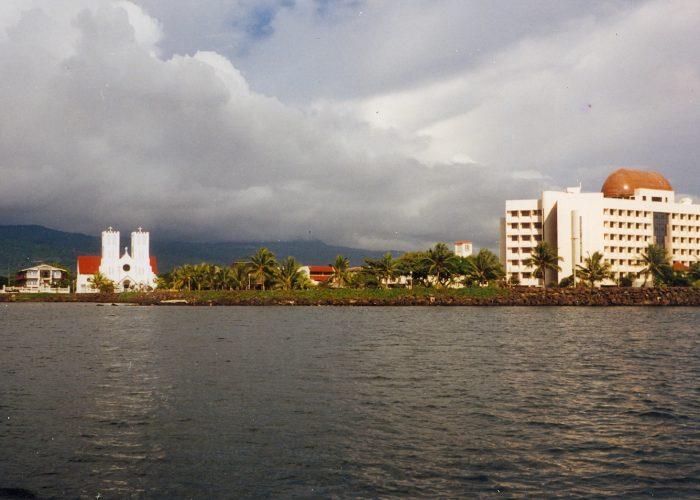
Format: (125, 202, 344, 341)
(601, 168, 672, 198)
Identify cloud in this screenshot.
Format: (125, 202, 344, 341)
(0, 0, 698, 252)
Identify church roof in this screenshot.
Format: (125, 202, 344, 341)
(76, 256, 158, 275)
(77, 256, 101, 275)
(601, 168, 672, 198)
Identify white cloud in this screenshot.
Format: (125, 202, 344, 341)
(0, 0, 698, 251)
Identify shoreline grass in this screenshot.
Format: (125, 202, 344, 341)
(1, 286, 699, 306)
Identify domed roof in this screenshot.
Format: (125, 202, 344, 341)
(601, 168, 672, 198)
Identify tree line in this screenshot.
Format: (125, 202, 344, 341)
(142, 243, 506, 292)
(86, 241, 700, 293)
(524, 242, 700, 288)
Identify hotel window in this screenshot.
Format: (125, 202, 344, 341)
(511, 223, 518, 229)
(510, 236, 518, 241)
(522, 223, 531, 228)
(534, 235, 542, 241)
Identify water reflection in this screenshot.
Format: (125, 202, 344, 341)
(74, 307, 171, 497)
(0, 305, 698, 497)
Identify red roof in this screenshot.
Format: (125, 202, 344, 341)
(77, 255, 158, 275)
(308, 265, 333, 273)
(77, 256, 101, 275)
(673, 261, 688, 272)
(454, 240, 472, 245)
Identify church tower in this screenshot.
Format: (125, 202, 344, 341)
(100, 227, 120, 277)
(131, 227, 151, 276)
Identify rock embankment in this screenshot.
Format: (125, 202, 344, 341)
(1, 287, 699, 306)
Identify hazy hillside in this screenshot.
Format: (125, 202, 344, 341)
(0, 225, 393, 274)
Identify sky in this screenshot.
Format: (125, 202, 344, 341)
(0, 0, 698, 250)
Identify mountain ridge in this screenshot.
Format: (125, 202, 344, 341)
(0, 225, 394, 274)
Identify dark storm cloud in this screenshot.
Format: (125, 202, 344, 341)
(0, 1, 698, 250)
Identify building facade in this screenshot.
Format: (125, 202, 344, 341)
(1, 264, 69, 293)
(76, 227, 158, 293)
(500, 168, 700, 286)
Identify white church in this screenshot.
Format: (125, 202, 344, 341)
(76, 227, 159, 293)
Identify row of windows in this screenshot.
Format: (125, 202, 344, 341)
(604, 221, 651, 230)
(508, 222, 543, 229)
(604, 209, 651, 217)
(671, 225, 700, 232)
(673, 249, 700, 257)
(603, 208, 700, 221)
(506, 209, 542, 217)
(509, 235, 542, 242)
(507, 248, 533, 255)
(671, 213, 700, 221)
(605, 246, 652, 254)
(607, 259, 643, 266)
(604, 234, 653, 242)
(672, 237, 700, 244)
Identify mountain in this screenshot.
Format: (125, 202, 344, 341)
(0, 225, 393, 274)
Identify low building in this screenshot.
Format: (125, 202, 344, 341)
(76, 227, 158, 293)
(300, 265, 334, 285)
(500, 168, 700, 286)
(454, 240, 473, 258)
(1, 264, 70, 293)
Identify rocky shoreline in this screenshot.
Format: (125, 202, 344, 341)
(1, 287, 699, 306)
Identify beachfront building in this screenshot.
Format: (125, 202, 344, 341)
(1, 264, 70, 293)
(300, 265, 334, 285)
(500, 168, 700, 287)
(76, 227, 158, 293)
(454, 241, 473, 258)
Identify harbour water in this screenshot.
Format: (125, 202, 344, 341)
(1, 304, 698, 498)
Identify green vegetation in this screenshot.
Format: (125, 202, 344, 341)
(576, 251, 612, 287)
(638, 244, 671, 287)
(524, 242, 562, 288)
(89, 272, 114, 293)
(155, 243, 507, 293)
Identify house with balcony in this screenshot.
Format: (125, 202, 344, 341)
(1, 264, 70, 293)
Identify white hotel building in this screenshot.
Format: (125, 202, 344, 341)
(500, 169, 700, 287)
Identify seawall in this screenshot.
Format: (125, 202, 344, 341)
(1, 287, 699, 306)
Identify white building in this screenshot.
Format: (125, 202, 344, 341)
(500, 168, 700, 287)
(454, 240, 473, 258)
(76, 227, 158, 293)
(1, 264, 70, 294)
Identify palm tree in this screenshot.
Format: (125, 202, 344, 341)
(171, 264, 195, 290)
(89, 272, 114, 293)
(249, 247, 277, 290)
(638, 244, 671, 287)
(523, 242, 562, 288)
(576, 251, 612, 287)
(424, 242, 458, 287)
(689, 261, 700, 283)
(464, 249, 505, 286)
(363, 253, 399, 288)
(274, 256, 306, 290)
(329, 255, 350, 288)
